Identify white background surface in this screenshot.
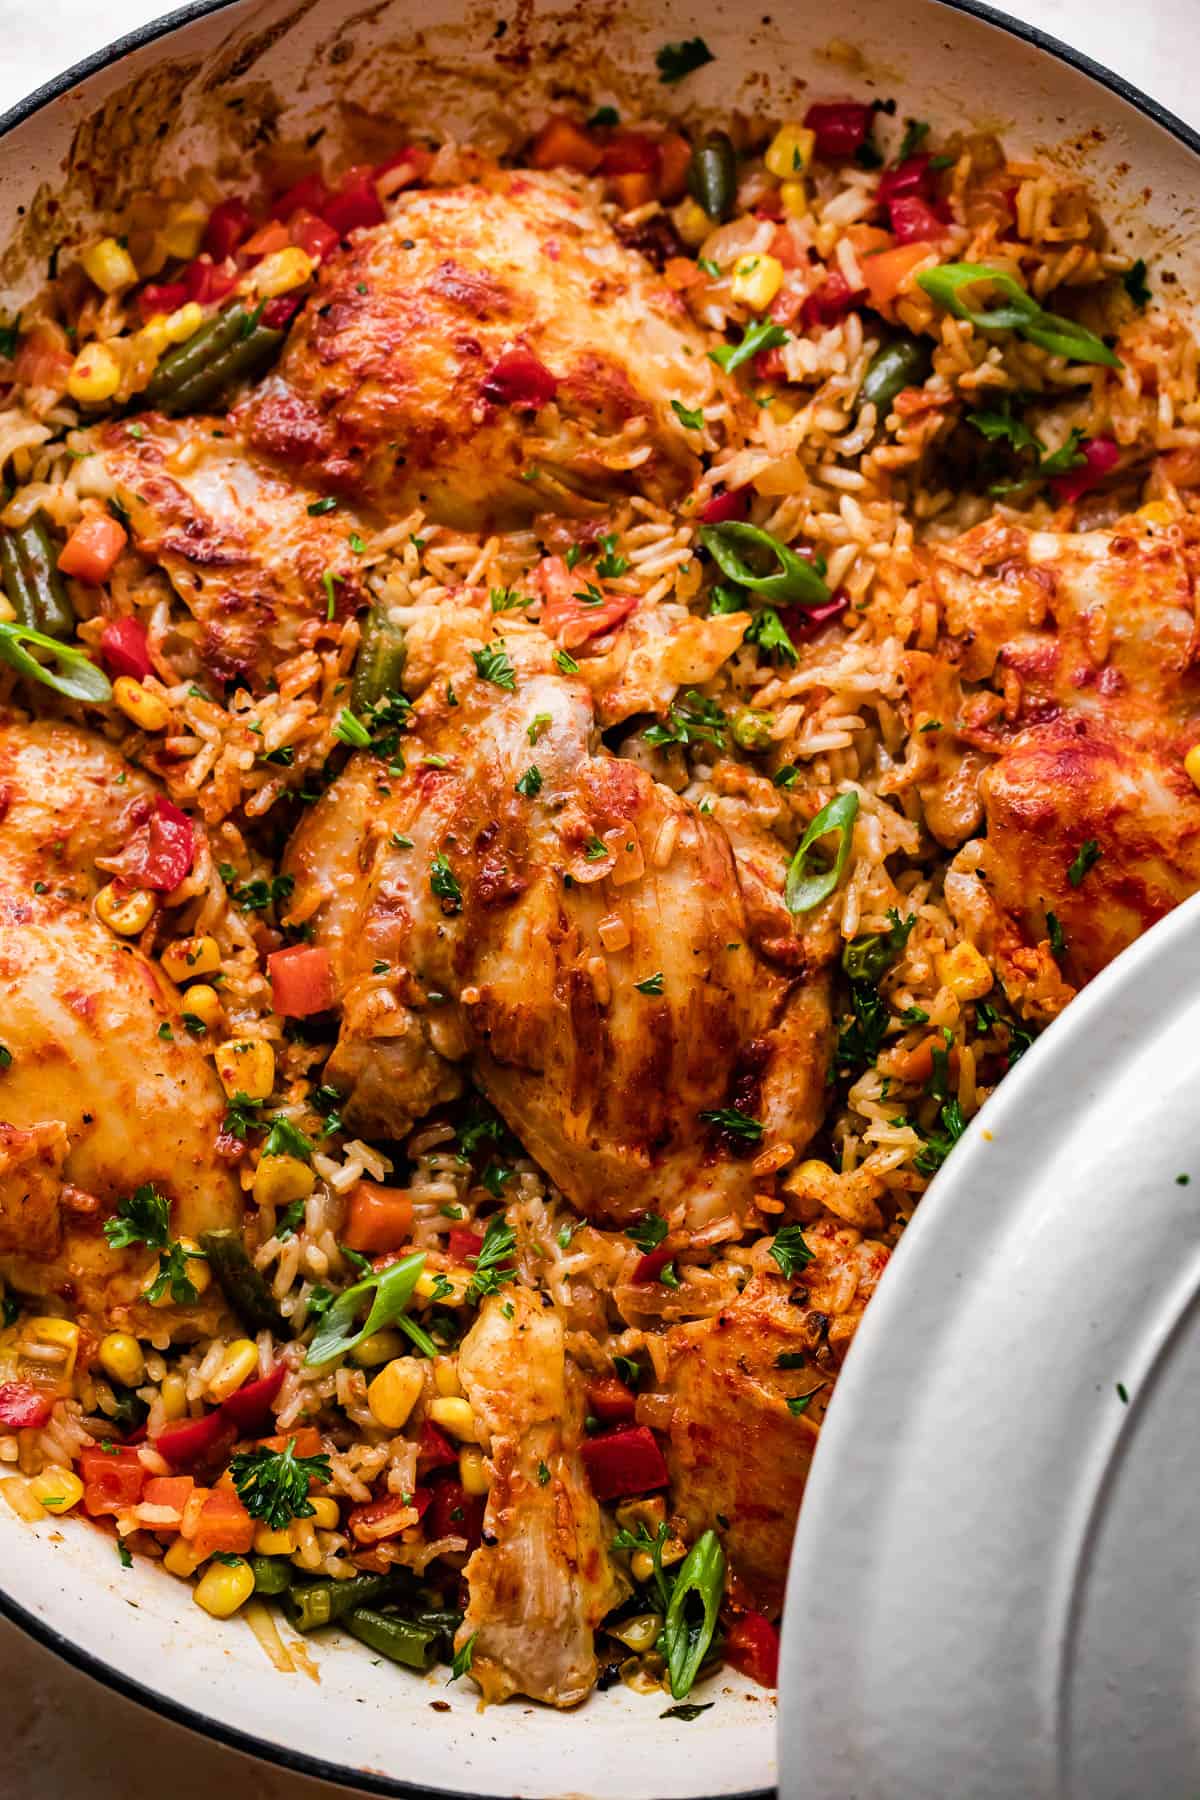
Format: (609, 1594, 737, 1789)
(0, 1, 1194, 1796)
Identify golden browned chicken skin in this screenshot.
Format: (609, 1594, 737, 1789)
(906, 518, 1200, 1000)
(241, 169, 727, 529)
(0, 719, 241, 1332)
(283, 603, 834, 1228)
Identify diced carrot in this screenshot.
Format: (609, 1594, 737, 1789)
(57, 514, 127, 585)
(845, 223, 894, 256)
(259, 1426, 323, 1459)
(529, 115, 603, 175)
(342, 1179, 414, 1255)
(862, 241, 938, 311)
(657, 133, 693, 203)
(609, 171, 656, 211)
(664, 256, 706, 291)
(190, 1485, 254, 1559)
(240, 220, 291, 259)
(267, 944, 333, 1018)
(143, 1475, 195, 1513)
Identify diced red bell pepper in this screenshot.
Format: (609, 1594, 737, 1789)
(888, 195, 947, 245)
(322, 166, 385, 237)
(447, 1226, 485, 1265)
(0, 1381, 54, 1429)
(801, 269, 865, 329)
(700, 486, 750, 525)
(632, 1243, 675, 1286)
(154, 1409, 235, 1470)
(787, 591, 850, 640)
(374, 146, 434, 187)
(585, 1375, 637, 1425)
(417, 1420, 459, 1474)
(428, 1477, 485, 1548)
(725, 1611, 780, 1687)
(482, 347, 558, 410)
(599, 132, 662, 177)
(580, 1424, 669, 1502)
(877, 154, 934, 203)
(288, 209, 340, 263)
(118, 797, 196, 894)
(58, 515, 127, 585)
(804, 101, 873, 159)
(204, 197, 254, 261)
(79, 1445, 146, 1516)
(181, 257, 239, 306)
(268, 944, 333, 1017)
(136, 280, 188, 322)
(219, 1365, 285, 1433)
(1050, 436, 1121, 504)
(261, 296, 304, 331)
(99, 617, 152, 681)
(348, 1487, 431, 1543)
(271, 172, 331, 222)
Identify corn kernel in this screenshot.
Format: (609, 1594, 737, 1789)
(98, 1331, 145, 1388)
(159, 1372, 188, 1420)
(252, 246, 314, 298)
(29, 1468, 85, 1514)
(730, 253, 784, 310)
(163, 1536, 207, 1578)
(27, 1316, 80, 1380)
(215, 1038, 275, 1101)
(145, 1235, 211, 1305)
(308, 1495, 340, 1530)
(459, 1446, 489, 1496)
(610, 1611, 662, 1652)
(780, 179, 809, 217)
(253, 1153, 315, 1211)
(113, 675, 172, 732)
(936, 941, 994, 1001)
(428, 1395, 476, 1442)
(194, 1556, 255, 1618)
(1186, 745, 1200, 792)
(765, 123, 816, 180)
(164, 301, 205, 345)
(630, 1549, 656, 1583)
(161, 202, 208, 262)
(67, 342, 122, 405)
(94, 881, 156, 936)
(1138, 500, 1174, 526)
(161, 935, 221, 983)
(673, 199, 712, 249)
(137, 314, 172, 358)
(432, 1356, 462, 1398)
(207, 1338, 259, 1403)
(80, 237, 138, 294)
(367, 1356, 424, 1429)
(349, 1329, 408, 1368)
(253, 1522, 299, 1555)
(181, 984, 222, 1030)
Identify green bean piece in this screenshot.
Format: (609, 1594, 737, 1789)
(141, 306, 287, 415)
(351, 607, 408, 712)
(198, 1229, 289, 1336)
(346, 1608, 440, 1671)
(687, 131, 737, 222)
(0, 531, 32, 628)
(858, 336, 933, 416)
(17, 519, 74, 639)
(250, 1554, 293, 1597)
(284, 1572, 395, 1632)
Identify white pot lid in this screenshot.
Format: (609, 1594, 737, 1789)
(778, 891, 1200, 1799)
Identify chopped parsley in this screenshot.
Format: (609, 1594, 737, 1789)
(471, 642, 517, 690)
(536, 1460, 551, 1486)
(262, 1115, 313, 1161)
(307, 496, 338, 516)
(466, 1216, 518, 1303)
(527, 712, 552, 744)
(1067, 839, 1100, 887)
(449, 1631, 478, 1681)
(275, 1198, 308, 1240)
(490, 586, 529, 613)
(223, 1092, 264, 1139)
(661, 1703, 714, 1721)
(102, 1183, 170, 1251)
(645, 690, 727, 752)
(334, 708, 372, 748)
(515, 765, 543, 798)
(896, 117, 930, 161)
(1046, 910, 1067, 958)
(589, 105, 620, 128)
(221, 870, 295, 914)
(117, 1540, 133, 1570)
(1122, 259, 1151, 308)
(769, 1223, 814, 1279)
(554, 649, 580, 674)
(635, 972, 665, 995)
(787, 1387, 824, 1416)
(613, 1355, 642, 1388)
(430, 851, 463, 915)
(583, 836, 609, 861)
(655, 35, 714, 83)
(595, 532, 630, 579)
(709, 317, 789, 376)
(457, 1105, 505, 1158)
(773, 764, 800, 790)
(671, 399, 705, 431)
(698, 1106, 764, 1142)
(228, 1437, 333, 1530)
(744, 605, 798, 665)
(626, 1213, 669, 1251)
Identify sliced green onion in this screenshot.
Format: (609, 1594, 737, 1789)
(305, 1251, 426, 1365)
(661, 1528, 725, 1700)
(784, 791, 859, 913)
(699, 522, 830, 608)
(0, 620, 111, 703)
(917, 262, 1122, 368)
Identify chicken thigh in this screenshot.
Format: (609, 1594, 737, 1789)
(283, 603, 833, 1227)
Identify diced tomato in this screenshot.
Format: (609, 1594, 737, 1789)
(288, 209, 340, 263)
(804, 101, 873, 159)
(190, 1485, 254, 1558)
(98, 617, 152, 682)
(271, 172, 331, 222)
(632, 1243, 675, 1286)
(204, 197, 254, 261)
(581, 1425, 669, 1502)
(348, 1487, 431, 1543)
(181, 256, 239, 305)
(268, 944, 333, 1017)
(482, 347, 558, 409)
(753, 345, 788, 382)
(261, 296, 303, 330)
(0, 1381, 53, 1429)
(700, 487, 750, 525)
(136, 280, 188, 322)
(877, 154, 934, 204)
(154, 1409, 236, 1470)
(322, 166, 385, 237)
(600, 132, 661, 177)
(428, 1477, 484, 1549)
(447, 1226, 484, 1265)
(79, 1445, 146, 1517)
(219, 1365, 285, 1433)
(888, 195, 947, 244)
(539, 585, 637, 650)
(725, 1612, 780, 1687)
(1050, 436, 1121, 504)
(116, 796, 196, 894)
(57, 515, 127, 585)
(529, 115, 603, 175)
(142, 1474, 195, 1515)
(417, 1420, 458, 1474)
(801, 269, 865, 329)
(342, 1180, 415, 1256)
(585, 1375, 637, 1425)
